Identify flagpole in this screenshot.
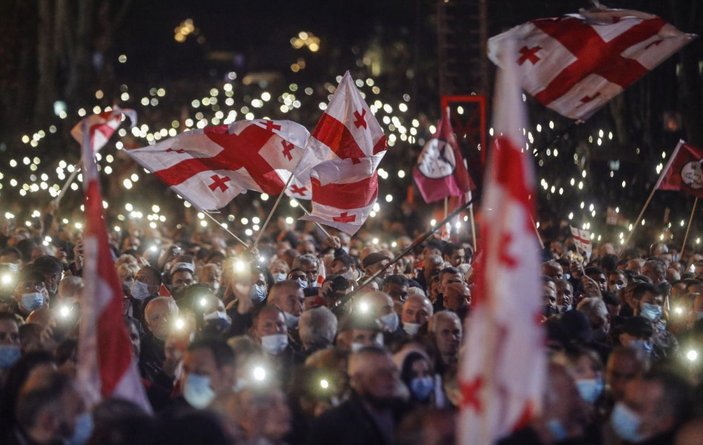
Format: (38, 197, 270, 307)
(444, 197, 448, 219)
(529, 215, 545, 249)
(54, 161, 83, 205)
(252, 173, 298, 249)
(681, 197, 699, 257)
(297, 202, 334, 239)
(625, 140, 684, 248)
(469, 203, 477, 252)
(202, 211, 250, 248)
(332, 198, 473, 310)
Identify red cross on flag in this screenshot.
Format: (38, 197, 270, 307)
(126, 119, 310, 211)
(71, 107, 137, 153)
(655, 140, 703, 199)
(488, 7, 694, 121)
(570, 225, 593, 260)
(76, 120, 151, 412)
(298, 72, 388, 234)
(458, 39, 544, 445)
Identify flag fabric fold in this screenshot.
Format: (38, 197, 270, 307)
(77, 120, 151, 412)
(654, 140, 703, 198)
(488, 7, 694, 120)
(71, 107, 137, 153)
(299, 72, 388, 234)
(126, 119, 310, 211)
(458, 39, 545, 445)
(413, 107, 475, 203)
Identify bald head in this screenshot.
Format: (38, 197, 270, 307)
(145, 297, 179, 340)
(402, 294, 433, 325)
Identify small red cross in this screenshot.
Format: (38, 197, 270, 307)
(517, 45, 542, 65)
(290, 184, 307, 196)
(260, 119, 281, 132)
(166, 147, 186, 154)
(353, 110, 367, 129)
(460, 376, 484, 413)
(332, 212, 356, 223)
(281, 141, 294, 161)
(499, 232, 517, 268)
(208, 174, 230, 192)
(579, 92, 601, 104)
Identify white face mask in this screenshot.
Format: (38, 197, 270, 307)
(20, 292, 45, 312)
(402, 322, 421, 336)
(272, 272, 287, 283)
(284, 312, 299, 330)
(203, 310, 229, 322)
(183, 373, 215, 409)
(131, 280, 151, 300)
(351, 342, 365, 352)
(377, 312, 399, 333)
(261, 334, 288, 355)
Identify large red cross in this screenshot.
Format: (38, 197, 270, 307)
(154, 124, 285, 194)
(533, 17, 666, 105)
(353, 110, 367, 129)
(517, 45, 542, 65)
(499, 232, 517, 268)
(332, 212, 356, 223)
(572, 232, 591, 246)
(208, 174, 230, 192)
(289, 184, 307, 196)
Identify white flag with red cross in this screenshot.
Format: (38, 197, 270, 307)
(71, 107, 137, 153)
(125, 119, 310, 211)
(488, 7, 694, 121)
(458, 39, 545, 445)
(76, 119, 152, 412)
(298, 72, 387, 235)
(570, 225, 592, 260)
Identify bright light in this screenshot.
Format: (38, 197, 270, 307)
(58, 305, 71, 318)
(174, 318, 186, 330)
(199, 297, 208, 308)
(674, 306, 684, 316)
(320, 379, 329, 389)
(252, 365, 267, 382)
(1, 274, 13, 286)
(234, 259, 246, 273)
(687, 349, 698, 362)
(358, 302, 369, 313)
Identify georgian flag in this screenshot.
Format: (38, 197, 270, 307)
(76, 119, 151, 412)
(655, 140, 703, 199)
(71, 107, 137, 152)
(458, 39, 545, 445)
(570, 225, 593, 260)
(299, 72, 388, 234)
(488, 7, 694, 120)
(126, 119, 310, 211)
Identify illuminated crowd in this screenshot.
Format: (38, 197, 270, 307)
(0, 206, 703, 445)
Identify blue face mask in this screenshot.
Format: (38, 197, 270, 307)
(611, 402, 645, 443)
(0, 345, 21, 369)
(630, 339, 653, 355)
(250, 284, 267, 304)
(640, 303, 662, 321)
(546, 419, 569, 442)
(20, 292, 44, 312)
(67, 412, 93, 445)
(410, 376, 434, 401)
(183, 373, 215, 409)
(576, 378, 604, 404)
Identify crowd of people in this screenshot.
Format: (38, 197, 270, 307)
(0, 209, 703, 445)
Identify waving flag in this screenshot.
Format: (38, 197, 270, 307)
(458, 39, 544, 445)
(126, 119, 310, 211)
(488, 7, 694, 120)
(570, 225, 592, 260)
(300, 72, 388, 234)
(71, 107, 137, 153)
(655, 140, 703, 199)
(413, 107, 475, 203)
(76, 120, 151, 412)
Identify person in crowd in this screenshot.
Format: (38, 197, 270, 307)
(267, 280, 305, 331)
(140, 296, 179, 382)
(298, 306, 337, 356)
(427, 311, 462, 374)
(177, 336, 236, 410)
(400, 293, 433, 336)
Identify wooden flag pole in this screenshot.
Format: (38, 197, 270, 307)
(443, 197, 449, 219)
(297, 202, 334, 239)
(252, 173, 298, 249)
(469, 203, 477, 252)
(680, 197, 699, 257)
(623, 186, 658, 248)
(530, 215, 545, 249)
(54, 161, 83, 205)
(202, 211, 250, 248)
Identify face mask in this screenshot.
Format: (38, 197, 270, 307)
(402, 322, 421, 336)
(611, 402, 644, 443)
(183, 373, 215, 409)
(377, 312, 399, 333)
(410, 376, 434, 401)
(576, 378, 604, 404)
(284, 312, 299, 330)
(131, 280, 151, 300)
(250, 284, 267, 304)
(559, 304, 572, 313)
(546, 419, 569, 442)
(272, 272, 287, 283)
(640, 303, 662, 321)
(0, 345, 21, 369)
(66, 412, 94, 445)
(351, 342, 365, 352)
(630, 339, 653, 355)
(261, 334, 288, 355)
(21, 292, 44, 312)
(211, 282, 221, 292)
(296, 278, 308, 289)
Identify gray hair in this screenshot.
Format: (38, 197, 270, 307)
(299, 306, 337, 349)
